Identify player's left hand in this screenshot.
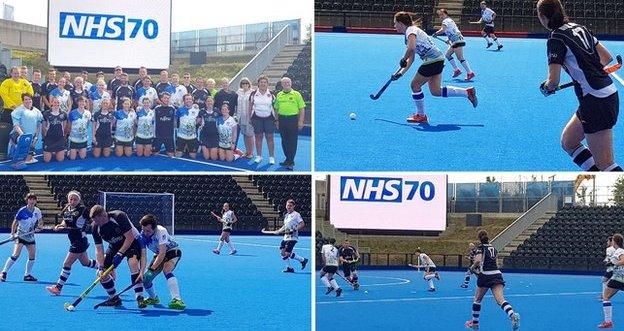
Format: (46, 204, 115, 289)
(391, 72, 403, 81)
(539, 80, 556, 97)
(112, 252, 124, 267)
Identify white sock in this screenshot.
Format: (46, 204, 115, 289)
(321, 275, 331, 287)
(145, 284, 157, 299)
(428, 279, 434, 288)
(484, 36, 492, 44)
(603, 301, 612, 322)
(493, 37, 502, 46)
(167, 276, 181, 300)
(25, 259, 34, 276)
(291, 253, 304, 263)
(2, 256, 16, 273)
(442, 86, 468, 98)
(460, 59, 473, 73)
(227, 241, 235, 252)
(330, 278, 340, 290)
(216, 240, 223, 251)
(284, 257, 292, 268)
(447, 57, 458, 70)
(412, 91, 425, 115)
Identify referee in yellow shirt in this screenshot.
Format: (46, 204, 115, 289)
(0, 66, 34, 160)
(274, 77, 306, 170)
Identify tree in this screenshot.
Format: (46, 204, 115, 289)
(613, 176, 624, 206)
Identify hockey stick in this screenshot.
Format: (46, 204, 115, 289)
(93, 279, 139, 309)
(559, 54, 622, 90)
(64, 264, 115, 311)
(432, 35, 451, 45)
(0, 230, 36, 246)
(369, 68, 403, 100)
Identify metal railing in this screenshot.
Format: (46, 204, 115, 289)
(230, 25, 292, 89)
(491, 193, 558, 252)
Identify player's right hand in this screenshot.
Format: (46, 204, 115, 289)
(112, 252, 124, 267)
(399, 58, 408, 68)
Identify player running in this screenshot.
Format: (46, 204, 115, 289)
(320, 238, 342, 297)
(392, 11, 477, 124)
(410, 248, 440, 292)
(602, 237, 616, 300)
(261, 199, 309, 273)
(139, 214, 186, 310)
(89, 205, 148, 308)
(465, 230, 520, 330)
(461, 242, 478, 288)
(600, 233, 624, 328)
(433, 9, 475, 80)
(46, 191, 98, 295)
(1, 193, 42, 282)
(211, 202, 237, 255)
(537, 0, 621, 171)
(472, 1, 503, 50)
(339, 239, 360, 290)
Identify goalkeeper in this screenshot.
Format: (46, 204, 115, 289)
(339, 240, 360, 290)
(139, 214, 186, 310)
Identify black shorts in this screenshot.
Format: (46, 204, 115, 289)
(153, 136, 175, 153)
(451, 41, 466, 48)
(150, 248, 182, 273)
(576, 91, 619, 134)
(222, 228, 232, 233)
(477, 273, 506, 288)
(483, 25, 495, 34)
(115, 139, 134, 147)
(426, 267, 437, 273)
(135, 137, 153, 145)
(280, 240, 297, 253)
(605, 270, 614, 279)
(251, 114, 276, 135)
(417, 61, 445, 77)
(200, 133, 218, 148)
(103, 240, 142, 269)
(93, 135, 113, 148)
(44, 137, 66, 153)
(322, 265, 338, 274)
(607, 279, 624, 290)
(176, 137, 199, 153)
(342, 263, 356, 276)
(69, 141, 87, 150)
(69, 237, 89, 254)
(17, 238, 35, 246)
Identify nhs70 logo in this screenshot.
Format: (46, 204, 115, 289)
(340, 176, 435, 203)
(59, 12, 159, 40)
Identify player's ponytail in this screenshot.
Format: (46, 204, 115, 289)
(394, 11, 421, 27)
(537, 0, 569, 30)
(614, 234, 624, 249)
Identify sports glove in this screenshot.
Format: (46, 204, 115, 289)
(399, 58, 408, 68)
(540, 80, 556, 97)
(143, 269, 155, 287)
(391, 72, 403, 81)
(112, 252, 124, 267)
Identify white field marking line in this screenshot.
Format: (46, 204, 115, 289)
(155, 154, 249, 172)
(316, 291, 599, 304)
(612, 72, 624, 86)
(177, 236, 311, 251)
(316, 275, 411, 288)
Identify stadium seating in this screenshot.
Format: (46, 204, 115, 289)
(250, 175, 312, 223)
(45, 175, 268, 232)
(0, 176, 29, 228)
(504, 205, 624, 271)
(275, 41, 312, 104)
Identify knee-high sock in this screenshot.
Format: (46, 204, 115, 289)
(442, 86, 468, 98)
(101, 275, 116, 297)
(25, 258, 35, 276)
(131, 273, 144, 299)
(56, 266, 71, 289)
(501, 301, 515, 318)
(472, 302, 482, 324)
(604, 164, 623, 171)
(447, 56, 458, 70)
(2, 256, 17, 273)
(216, 240, 224, 251)
(85, 259, 97, 269)
(226, 240, 236, 252)
(484, 36, 492, 44)
(412, 91, 425, 115)
(424, 274, 435, 288)
(463, 269, 471, 285)
(145, 282, 157, 299)
(604, 301, 613, 322)
(321, 274, 331, 287)
(329, 278, 340, 290)
(569, 145, 599, 171)
(165, 272, 181, 300)
(493, 37, 502, 46)
(460, 59, 473, 73)
(290, 252, 304, 263)
(283, 255, 292, 268)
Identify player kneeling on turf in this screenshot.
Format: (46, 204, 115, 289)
(139, 214, 186, 310)
(320, 238, 342, 297)
(90, 205, 148, 308)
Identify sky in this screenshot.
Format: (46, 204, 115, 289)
(1, 0, 312, 33)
